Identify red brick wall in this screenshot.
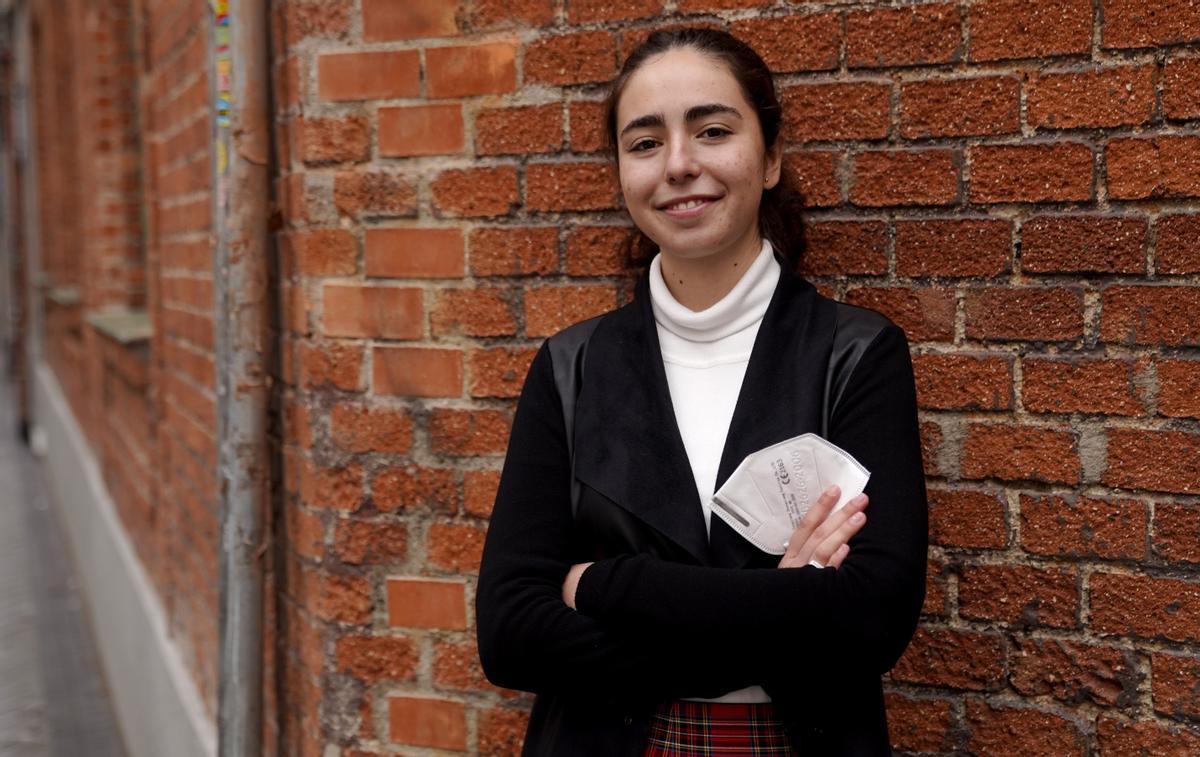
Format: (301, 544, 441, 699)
(270, 2, 1200, 755)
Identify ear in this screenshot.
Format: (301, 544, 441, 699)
(763, 141, 783, 190)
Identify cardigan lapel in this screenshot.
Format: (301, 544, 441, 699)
(572, 265, 837, 568)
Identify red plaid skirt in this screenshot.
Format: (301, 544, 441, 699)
(642, 700, 799, 756)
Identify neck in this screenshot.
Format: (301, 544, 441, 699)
(659, 235, 766, 311)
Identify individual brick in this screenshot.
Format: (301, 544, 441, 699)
(800, 220, 888, 276)
(524, 31, 617, 86)
(426, 521, 487, 573)
(1020, 494, 1146, 560)
(961, 423, 1080, 484)
(465, 0, 555, 29)
(388, 697, 466, 750)
(335, 635, 417, 683)
(298, 115, 369, 164)
(284, 0, 353, 45)
(1152, 388, 1200, 452)
(525, 162, 618, 212)
(782, 150, 841, 208)
(371, 465, 457, 514)
(927, 487, 1009, 549)
(925, 558, 949, 617)
(969, 0, 1092, 61)
(567, 0, 661, 23)
(1153, 652, 1200, 720)
(426, 43, 517, 98)
(568, 100, 605, 154)
(321, 285, 422, 340)
(899, 76, 1020, 138)
(431, 288, 517, 338)
(912, 354, 1012, 411)
(1027, 65, 1155, 129)
(964, 288, 1084, 342)
(433, 640, 495, 693)
(565, 226, 629, 276)
(378, 104, 464, 157)
(891, 627, 1006, 690)
(1090, 572, 1200, 643)
(362, 0, 456, 41)
(1156, 215, 1200, 274)
(847, 3, 961, 68)
(431, 166, 519, 218)
(1021, 215, 1146, 274)
(850, 149, 959, 207)
(1021, 358, 1143, 415)
(524, 285, 617, 337)
(299, 461, 365, 512)
(469, 227, 559, 277)
(1104, 428, 1200, 495)
(731, 13, 840, 73)
(317, 50, 419, 101)
(895, 218, 1010, 277)
(1153, 504, 1200, 564)
(1107, 137, 1200, 199)
(334, 519, 408, 565)
(476, 104, 563, 156)
(386, 577, 467, 629)
(1163, 56, 1200, 119)
(478, 708, 530, 756)
(1101, 0, 1200, 48)
(283, 229, 357, 277)
(964, 699, 1086, 756)
(469, 347, 538, 399)
(884, 693, 955, 754)
(780, 82, 891, 143)
(1096, 717, 1200, 755)
(333, 171, 417, 218)
(372, 347, 463, 398)
(364, 228, 464, 279)
(297, 341, 363, 391)
(330, 403, 414, 454)
(1010, 637, 1140, 708)
(959, 564, 1080, 628)
(969, 143, 1093, 203)
(1101, 286, 1200, 346)
(428, 409, 512, 456)
(844, 287, 956, 342)
(463, 470, 502, 519)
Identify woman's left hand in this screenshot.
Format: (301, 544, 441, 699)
(562, 562, 594, 610)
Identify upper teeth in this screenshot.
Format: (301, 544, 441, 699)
(668, 199, 706, 210)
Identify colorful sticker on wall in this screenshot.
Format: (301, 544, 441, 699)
(213, 0, 232, 212)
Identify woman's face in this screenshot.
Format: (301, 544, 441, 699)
(614, 47, 782, 267)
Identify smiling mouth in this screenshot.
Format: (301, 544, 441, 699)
(659, 196, 720, 212)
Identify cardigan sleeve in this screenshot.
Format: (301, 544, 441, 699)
(574, 324, 928, 679)
(476, 341, 755, 702)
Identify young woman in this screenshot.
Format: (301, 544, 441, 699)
(477, 28, 927, 756)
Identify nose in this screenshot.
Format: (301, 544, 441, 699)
(664, 137, 699, 184)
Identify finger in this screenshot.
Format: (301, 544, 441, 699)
(810, 510, 867, 567)
(780, 485, 841, 560)
(825, 543, 851, 569)
(799, 493, 868, 558)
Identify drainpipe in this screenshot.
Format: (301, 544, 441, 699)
(211, 0, 272, 754)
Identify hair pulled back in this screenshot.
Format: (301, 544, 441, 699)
(602, 27, 806, 270)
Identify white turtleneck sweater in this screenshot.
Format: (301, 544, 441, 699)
(649, 239, 780, 704)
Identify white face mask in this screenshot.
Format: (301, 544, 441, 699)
(710, 433, 870, 555)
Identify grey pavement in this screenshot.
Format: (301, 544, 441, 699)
(0, 375, 125, 757)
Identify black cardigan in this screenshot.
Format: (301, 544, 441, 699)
(477, 267, 928, 755)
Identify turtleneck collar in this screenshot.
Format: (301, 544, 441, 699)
(649, 239, 781, 344)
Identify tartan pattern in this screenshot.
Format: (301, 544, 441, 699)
(642, 700, 799, 756)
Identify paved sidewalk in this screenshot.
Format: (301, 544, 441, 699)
(0, 378, 125, 757)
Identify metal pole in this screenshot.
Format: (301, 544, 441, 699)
(211, 0, 271, 753)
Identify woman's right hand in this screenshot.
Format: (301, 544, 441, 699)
(777, 485, 868, 570)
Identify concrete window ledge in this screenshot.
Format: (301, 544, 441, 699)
(46, 286, 82, 307)
(85, 307, 153, 344)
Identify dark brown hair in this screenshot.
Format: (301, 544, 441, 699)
(602, 27, 805, 269)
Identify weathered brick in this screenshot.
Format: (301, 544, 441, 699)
(964, 699, 1086, 757)
(476, 104, 563, 156)
(1010, 637, 1140, 708)
(465, 0, 555, 29)
(378, 105, 464, 157)
(969, 0, 1093, 60)
(850, 150, 959, 207)
(469, 227, 559, 277)
(334, 519, 408, 565)
(431, 166, 519, 218)
(1105, 428, 1200, 494)
(362, 0, 456, 41)
(781, 82, 891, 143)
(891, 627, 1005, 690)
(524, 31, 617, 86)
(469, 347, 537, 399)
(1020, 494, 1147, 560)
(429, 409, 512, 456)
(965, 288, 1084, 342)
(463, 470, 502, 519)
(895, 218, 1010, 277)
(1021, 358, 1143, 415)
(285, 229, 357, 277)
(333, 171, 417, 218)
(431, 288, 517, 338)
(1156, 215, 1200, 274)
(1107, 137, 1200, 199)
(913, 354, 1011, 410)
(969, 143, 1093, 203)
(1090, 572, 1200, 643)
(1153, 652, 1200, 720)
(478, 707, 529, 756)
(884, 693, 955, 754)
(321, 285, 423, 340)
(1101, 286, 1200, 346)
(371, 465, 457, 514)
(568, 100, 605, 154)
(1096, 717, 1200, 756)
(782, 150, 841, 208)
(800, 220, 887, 276)
(731, 13, 840, 73)
(567, 0, 661, 23)
(927, 487, 1009, 549)
(317, 51, 420, 102)
(525, 162, 619, 212)
(427, 43, 517, 98)
(330, 403, 413, 454)
(961, 423, 1079, 484)
(565, 226, 629, 276)
(1153, 503, 1200, 564)
(427, 521, 487, 573)
(298, 115, 369, 164)
(845, 287, 956, 342)
(959, 564, 1080, 628)
(1021, 215, 1146, 274)
(524, 285, 617, 338)
(847, 3, 961, 68)
(335, 635, 416, 683)
(1163, 56, 1200, 119)
(900, 76, 1020, 138)
(297, 341, 363, 391)
(1027, 65, 1156, 129)
(1102, 0, 1200, 48)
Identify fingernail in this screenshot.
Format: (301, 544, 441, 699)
(851, 512, 865, 524)
(825, 485, 840, 496)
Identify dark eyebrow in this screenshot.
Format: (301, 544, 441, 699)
(618, 103, 743, 138)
